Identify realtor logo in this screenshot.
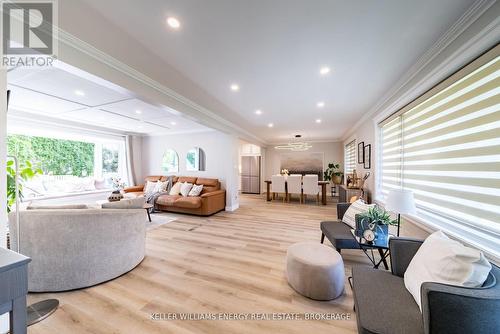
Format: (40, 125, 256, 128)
(1, 0, 57, 67)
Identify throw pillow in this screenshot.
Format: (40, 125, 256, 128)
(101, 197, 145, 209)
(188, 184, 203, 197)
(404, 230, 492, 311)
(169, 182, 182, 195)
(144, 181, 157, 195)
(342, 199, 375, 229)
(154, 180, 169, 193)
(180, 182, 193, 197)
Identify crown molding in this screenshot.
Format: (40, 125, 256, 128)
(266, 138, 343, 147)
(54, 28, 267, 146)
(341, 0, 498, 141)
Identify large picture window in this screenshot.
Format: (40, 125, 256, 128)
(7, 133, 127, 199)
(378, 45, 500, 257)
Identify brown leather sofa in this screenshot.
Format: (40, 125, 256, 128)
(123, 176, 226, 216)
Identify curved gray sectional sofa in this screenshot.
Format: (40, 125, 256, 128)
(8, 208, 147, 292)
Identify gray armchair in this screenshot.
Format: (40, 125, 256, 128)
(352, 237, 500, 334)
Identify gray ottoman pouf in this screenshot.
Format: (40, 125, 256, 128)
(286, 241, 345, 300)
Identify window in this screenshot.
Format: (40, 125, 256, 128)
(162, 149, 179, 173)
(7, 133, 128, 198)
(378, 45, 500, 258)
(344, 139, 356, 176)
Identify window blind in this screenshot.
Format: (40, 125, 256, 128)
(379, 45, 500, 258)
(345, 139, 356, 175)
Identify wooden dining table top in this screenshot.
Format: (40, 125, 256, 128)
(265, 180, 329, 185)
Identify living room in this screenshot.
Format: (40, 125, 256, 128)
(0, 1, 499, 334)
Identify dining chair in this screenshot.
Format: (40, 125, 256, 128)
(302, 174, 320, 204)
(271, 175, 286, 202)
(287, 174, 302, 203)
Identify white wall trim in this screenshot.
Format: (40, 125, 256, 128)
(55, 28, 267, 146)
(225, 204, 240, 212)
(342, 0, 498, 140)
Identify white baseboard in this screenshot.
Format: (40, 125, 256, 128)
(225, 204, 239, 212)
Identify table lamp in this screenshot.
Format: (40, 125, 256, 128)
(385, 189, 417, 236)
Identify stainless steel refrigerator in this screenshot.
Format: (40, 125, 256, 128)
(241, 156, 261, 194)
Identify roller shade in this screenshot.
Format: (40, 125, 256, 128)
(379, 45, 500, 258)
(345, 139, 356, 175)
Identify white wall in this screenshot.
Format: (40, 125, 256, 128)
(0, 68, 8, 334)
(140, 130, 240, 211)
(264, 141, 343, 186)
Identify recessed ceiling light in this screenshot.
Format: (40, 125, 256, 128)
(74, 90, 85, 96)
(268, 123, 274, 128)
(255, 109, 262, 115)
(166, 17, 180, 29)
(170, 121, 176, 125)
(135, 110, 142, 114)
(230, 83, 240, 91)
(316, 119, 322, 123)
(319, 67, 331, 75)
(317, 101, 325, 108)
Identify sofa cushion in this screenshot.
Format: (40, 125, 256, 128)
(404, 230, 492, 311)
(123, 191, 144, 199)
(156, 195, 182, 206)
(196, 178, 219, 194)
(169, 182, 182, 195)
(342, 199, 375, 228)
(180, 182, 193, 197)
(102, 197, 145, 209)
(27, 204, 88, 210)
(174, 197, 202, 209)
(178, 176, 198, 184)
(320, 221, 360, 250)
(145, 176, 163, 183)
(353, 266, 424, 334)
(189, 184, 203, 197)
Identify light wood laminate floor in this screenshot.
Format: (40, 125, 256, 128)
(27, 195, 404, 334)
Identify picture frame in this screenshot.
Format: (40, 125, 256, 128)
(357, 142, 364, 164)
(364, 144, 371, 169)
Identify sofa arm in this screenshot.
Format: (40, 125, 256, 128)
(200, 190, 225, 198)
(337, 202, 351, 220)
(421, 272, 500, 334)
(389, 237, 424, 277)
(124, 185, 144, 193)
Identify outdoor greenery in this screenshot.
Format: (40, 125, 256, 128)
(7, 134, 95, 177)
(6, 159, 42, 213)
(102, 145, 119, 173)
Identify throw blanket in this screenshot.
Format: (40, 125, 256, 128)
(145, 176, 174, 213)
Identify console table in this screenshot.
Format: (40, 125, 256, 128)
(0, 248, 31, 334)
(338, 185, 363, 203)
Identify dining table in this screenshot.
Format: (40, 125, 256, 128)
(264, 179, 330, 205)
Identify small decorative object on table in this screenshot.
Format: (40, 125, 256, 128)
(356, 206, 398, 242)
(280, 169, 289, 176)
(108, 176, 126, 202)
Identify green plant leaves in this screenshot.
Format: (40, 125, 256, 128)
(359, 206, 398, 225)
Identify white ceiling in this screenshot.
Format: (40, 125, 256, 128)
(80, 0, 475, 142)
(7, 66, 212, 135)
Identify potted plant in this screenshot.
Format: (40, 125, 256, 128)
(356, 206, 398, 242)
(6, 159, 42, 213)
(323, 163, 343, 184)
